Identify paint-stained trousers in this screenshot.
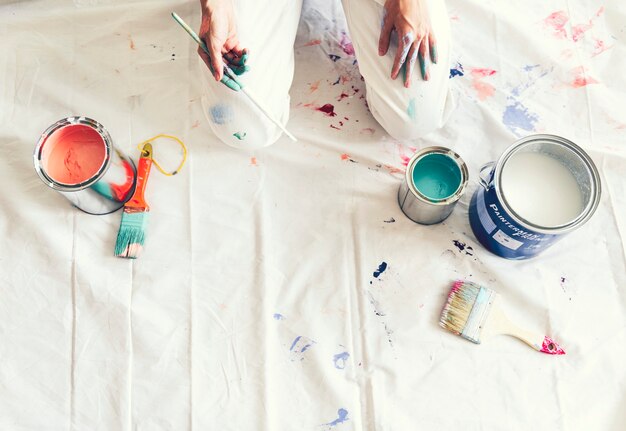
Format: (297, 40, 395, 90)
(201, 0, 454, 150)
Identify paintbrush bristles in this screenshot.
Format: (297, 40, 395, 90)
(114, 211, 149, 259)
(439, 280, 480, 335)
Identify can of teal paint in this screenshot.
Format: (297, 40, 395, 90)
(34, 116, 137, 215)
(398, 147, 469, 225)
(468, 134, 601, 259)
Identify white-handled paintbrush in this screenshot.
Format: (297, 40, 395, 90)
(439, 280, 566, 355)
(171, 12, 297, 142)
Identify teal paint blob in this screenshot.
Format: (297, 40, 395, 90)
(411, 153, 462, 201)
(407, 98, 417, 120)
(233, 131, 247, 140)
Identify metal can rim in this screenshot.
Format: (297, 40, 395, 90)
(404, 146, 469, 206)
(492, 134, 602, 235)
(33, 116, 113, 192)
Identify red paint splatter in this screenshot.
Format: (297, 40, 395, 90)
(337, 92, 350, 101)
(540, 336, 566, 355)
(340, 153, 350, 160)
(250, 157, 258, 166)
(304, 39, 322, 46)
(543, 11, 569, 39)
(570, 66, 599, 88)
(317, 104, 337, 117)
(330, 124, 341, 130)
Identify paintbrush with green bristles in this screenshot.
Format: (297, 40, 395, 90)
(114, 142, 154, 259)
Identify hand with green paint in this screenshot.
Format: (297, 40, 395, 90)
(379, 0, 437, 88)
(198, 0, 249, 83)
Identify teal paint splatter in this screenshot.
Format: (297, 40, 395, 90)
(407, 98, 417, 120)
(233, 131, 247, 140)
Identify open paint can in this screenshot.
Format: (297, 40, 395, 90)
(34, 117, 136, 215)
(398, 147, 469, 225)
(469, 134, 601, 259)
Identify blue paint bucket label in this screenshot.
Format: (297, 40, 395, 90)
(469, 135, 601, 260)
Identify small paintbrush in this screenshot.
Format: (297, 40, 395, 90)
(114, 143, 154, 259)
(439, 280, 566, 355)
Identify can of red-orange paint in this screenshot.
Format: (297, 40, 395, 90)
(468, 134, 601, 259)
(34, 117, 136, 215)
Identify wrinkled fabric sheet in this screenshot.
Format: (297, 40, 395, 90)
(1, 0, 625, 429)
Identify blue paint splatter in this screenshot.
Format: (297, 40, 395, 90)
(373, 261, 388, 278)
(324, 409, 349, 427)
(290, 335, 315, 361)
(502, 99, 538, 136)
(407, 98, 417, 120)
(209, 104, 233, 125)
(449, 62, 464, 78)
(333, 352, 350, 369)
(329, 54, 341, 62)
(523, 64, 540, 72)
(273, 313, 285, 320)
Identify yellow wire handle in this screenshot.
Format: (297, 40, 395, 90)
(137, 134, 187, 176)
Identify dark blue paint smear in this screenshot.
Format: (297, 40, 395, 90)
(373, 261, 387, 278)
(325, 409, 349, 427)
(329, 54, 341, 62)
(449, 63, 464, 79)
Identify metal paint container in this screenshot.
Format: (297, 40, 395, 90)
(34, 116, 136, 215)
(469, 134, 601, 259)
(398, 147, 469, 225)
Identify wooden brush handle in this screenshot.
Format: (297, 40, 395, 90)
(491, 307, 545, 352)
(126, 146, 153, 210)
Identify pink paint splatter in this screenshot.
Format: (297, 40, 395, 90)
(360, 128, 375, 135)
(570, 66, 599, 88)
(383, 164, 405, 175)
(400, 155, 411, 166)
(191, 120, 200, 129)
(129, 37, 136, 50)
(304, 39, 322, 46)
(317, 104, 337, 117)
(340, 153, 350, 161)
(470, 68, 497, 101)
(339, 33, 355, 56)
(571, 7, 605, 42)
(309, 80, 321, 93)
(543, 11, 569, 39)
(250, 157, 258, 166)
(540, 336, 566, 355)
(450, 15, 460, 21)
(592, 38, 612, 57)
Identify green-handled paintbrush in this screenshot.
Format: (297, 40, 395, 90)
(114, 143, 153, 259)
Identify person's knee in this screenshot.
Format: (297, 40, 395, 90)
(369, 93, 449, 141)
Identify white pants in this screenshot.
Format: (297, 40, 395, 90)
(201, 0, 454, 150)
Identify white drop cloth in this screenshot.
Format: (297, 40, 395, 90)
(1, 0, 625, 430)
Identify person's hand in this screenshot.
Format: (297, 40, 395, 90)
(378, 0, 437, 88)
(198, 0, 248, 82)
